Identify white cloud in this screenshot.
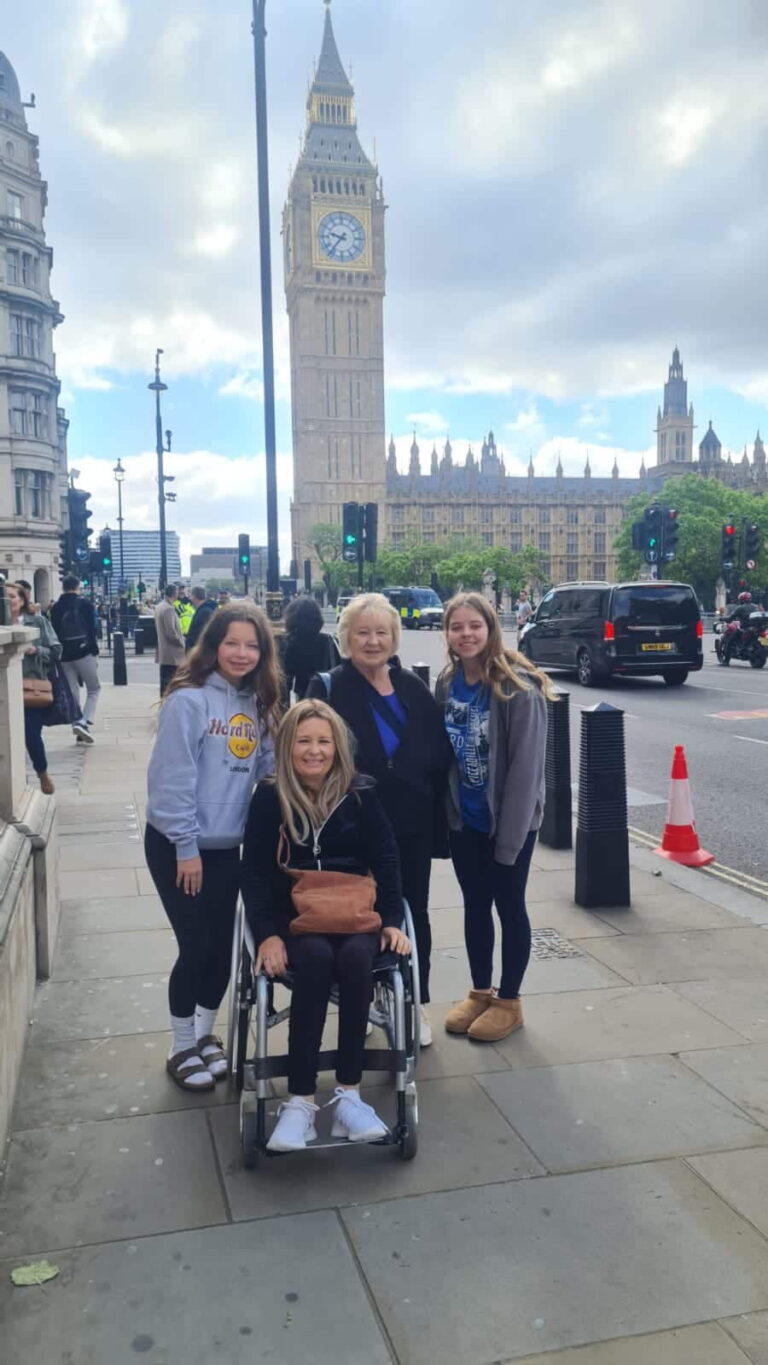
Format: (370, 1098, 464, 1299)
(405, 410, 449, 435)
(656, 97, 721, 167)
(218, 371, 264, 402)
(188, 225, 240, 258)
(505, 404, 541, 433)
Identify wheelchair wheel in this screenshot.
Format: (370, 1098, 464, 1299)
(233, 944, 252, 1093)
(240, 1105, 260, 1170)
(397, 1086, 418, 1162)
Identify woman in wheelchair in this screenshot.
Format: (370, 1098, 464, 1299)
(241, 699, 410, 1153)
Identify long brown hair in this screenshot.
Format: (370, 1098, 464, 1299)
(440, 591, 558, 702)
(272, 698, 358, 844)
(13, 582, 33, 615)
(164, 602, 282, 731)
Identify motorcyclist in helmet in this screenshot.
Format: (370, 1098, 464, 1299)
(722, 592, 757, 663)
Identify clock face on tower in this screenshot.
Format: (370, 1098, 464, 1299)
(317, 210, 366, 263)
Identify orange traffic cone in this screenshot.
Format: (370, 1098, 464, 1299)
(654, 745, 714, 867)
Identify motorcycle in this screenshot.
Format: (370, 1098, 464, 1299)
(714, 611, 768, 668)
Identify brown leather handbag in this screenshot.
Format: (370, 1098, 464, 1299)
(277, 827, 381, 937)
(23, 677, 54, 708)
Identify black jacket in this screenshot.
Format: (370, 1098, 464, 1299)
(306, 659, 452, 847)
(50, 594, 98, 661)
(186, 599, 217, 651)
(280, 630, 340, 699)
(241, 778, 402, 945)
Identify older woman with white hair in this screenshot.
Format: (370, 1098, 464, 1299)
(307, 592, 451, 1045)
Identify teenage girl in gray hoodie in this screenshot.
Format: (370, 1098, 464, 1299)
(145, 604, 281, 1091)
(435, 592, 558, 1044)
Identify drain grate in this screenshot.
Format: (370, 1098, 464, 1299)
(531, 928, 584, 961)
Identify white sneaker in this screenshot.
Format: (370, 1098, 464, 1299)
(329, 1087, 389, 1142)
(73, 722, 94, 744)
(267, 1097, 318, 1152)
(419, 1006, 433, 1047)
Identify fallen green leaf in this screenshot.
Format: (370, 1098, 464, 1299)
(10, 1259, 59, 1287)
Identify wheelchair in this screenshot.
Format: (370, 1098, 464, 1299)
(226, 900, 420, 1168)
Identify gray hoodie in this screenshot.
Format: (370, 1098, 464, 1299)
(146, 671, 274, 859)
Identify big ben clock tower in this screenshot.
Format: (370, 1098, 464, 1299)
(284, 0, 386, 574)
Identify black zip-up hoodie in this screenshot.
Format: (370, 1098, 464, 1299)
(241, 778, 403, 946)
(306, 658, 452, 847)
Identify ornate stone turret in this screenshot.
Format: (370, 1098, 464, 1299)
(584, 455, 592, 479)
(656, 347, 694, 466)
(639, 456, 647, 478)
(527, 455, 535, 479)
(555, 453, 563, 478)
(465, 445, 475, 469)
(439, 437, 453, 475)
(754, 430, 766, 471)
(430, 444, 439, 476)
(408, 432, 420, 478)
(387, 434, 397, 475)
(699, 420, 722, 465)
(612, 457, 619, 480)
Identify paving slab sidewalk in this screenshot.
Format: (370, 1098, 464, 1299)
(2, 658, 768, 1364)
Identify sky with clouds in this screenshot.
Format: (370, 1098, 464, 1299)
(3, 0, 765, 570)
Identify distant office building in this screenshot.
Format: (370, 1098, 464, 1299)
(189, 545, 267, 594)
(0, 51, 69, 606)
(108, 529, 181, 587)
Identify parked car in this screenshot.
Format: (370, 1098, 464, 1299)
(519, 580, 703, 686)
(382, 586, 444, 629)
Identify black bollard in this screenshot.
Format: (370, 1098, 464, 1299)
(113, 631, 127, 686)
(413, 663, 431, 689)
(574, 702, 630, 908)
(539, 690, 572, 849)
(134, 627, 144, 655)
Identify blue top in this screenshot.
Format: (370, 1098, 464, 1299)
(444, 672, 491, 833)
(370, 691, 408, 760)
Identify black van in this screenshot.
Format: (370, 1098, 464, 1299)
(520, 580, 703, 686)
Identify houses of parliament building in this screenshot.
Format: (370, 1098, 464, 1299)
(286, 6, 766, 585)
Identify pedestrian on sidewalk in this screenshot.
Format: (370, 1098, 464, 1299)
(436, 592, 556, 1043)
(50, 575, 100, 745)
(280, 594, 340, 700)
(145, 603, 281, 1092)
(155, 584, 185, 696)
(185, 586, 217, 652)
(8, 582, 62, 795)
(240, 698, 408, 1152)
(306, 592, 452, 1048)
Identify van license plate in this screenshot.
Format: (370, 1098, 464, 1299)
(640, 642, 673, 652)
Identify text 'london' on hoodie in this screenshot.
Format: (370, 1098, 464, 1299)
(146, 672, 275, 860)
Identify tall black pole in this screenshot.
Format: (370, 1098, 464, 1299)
(148, 349, 169, 591)
(117, 479, 124, 587)
(251, 0, 281, 618)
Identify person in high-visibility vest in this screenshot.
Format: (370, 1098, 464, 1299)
(174, 591, 195, 637)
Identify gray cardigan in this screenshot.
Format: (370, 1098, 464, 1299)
(435, 669, 548, 866)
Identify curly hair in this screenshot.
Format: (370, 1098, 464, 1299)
(164, 602, 282, 731)
(440, 591, 558, 702)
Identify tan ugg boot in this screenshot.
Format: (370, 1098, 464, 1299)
(468, 997, 523, 1042)
(444, 989, 494, 1035)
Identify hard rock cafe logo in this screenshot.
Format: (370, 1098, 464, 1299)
(208, 714, 258, 761)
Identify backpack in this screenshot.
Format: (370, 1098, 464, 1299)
(57, 599, 90, 662)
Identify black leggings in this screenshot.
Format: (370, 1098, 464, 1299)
(396, 836, 432, 1004)
(144, 823, 241, 1018)
(286, 932, 379, 1095)
(449, 827, 537, 999)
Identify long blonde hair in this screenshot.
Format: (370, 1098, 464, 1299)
(440, 592, 558, 702)
(273, 699, 358, 844)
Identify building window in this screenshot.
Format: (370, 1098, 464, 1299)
(14, 470, 23, 515)
(392, 505, 404, 523)
(29, 470, 46, 518)
(452, 507, 464, 526)
(9, 388, 48, 438)
(481, 532, 493, 546)
(566, 533, 578, 555)
(566, 558, 579, 579)
(538, 532, 550, 552)
(540, 559, 551, 579)
(7, 190, 23, 221)
(538, 506, 550, 524)
(391, 531, 405, 548)
(567, 508, 578, 525)
(509, 508, 521, 524)
(510, 532, 522, 551)
(594, 508, 606, 525)
(593, 561, 606, 578)
(423, 531, 435, 543)
(21, 252, 37, 288)
(10, 313, 41, 358)
(594, 532, 606, 554)
(6, 248, 18, 283)
(480, 506, 491, 524)
(421, 507, 434, 524)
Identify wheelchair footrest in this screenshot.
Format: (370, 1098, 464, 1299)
(250, 1047, 408, 1082)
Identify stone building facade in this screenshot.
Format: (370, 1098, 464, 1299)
(0, 53, 67, 606)
(652, 347, 768, 492)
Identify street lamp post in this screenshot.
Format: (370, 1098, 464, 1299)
(251, 0, 281, 620)
(113, 458, 125, 590)
(148, 351, 174, 591)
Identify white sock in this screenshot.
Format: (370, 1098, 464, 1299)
(194, 1005, 218, 1042)
(170, 1014, 197, 1059)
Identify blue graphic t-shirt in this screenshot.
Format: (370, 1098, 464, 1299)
(445, 672, 491, 833)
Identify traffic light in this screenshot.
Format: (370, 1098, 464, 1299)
(238, 533, 250, 572)
(99, 532, 112, 572)
(745, 523, 761, 565)
(342, 502, 360, 563)
(663, 508, 679, 561)
(67, 487, 92, 565)
(643, 504, 662, 564)
(721, 521, 737, 569)
(363, 502, 378, 563)
(631, 520, 645, 552)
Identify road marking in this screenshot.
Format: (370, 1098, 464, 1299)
(708, 709, 768, 720)
(735, 735, 768, 746)
(628, 825, 768, 902)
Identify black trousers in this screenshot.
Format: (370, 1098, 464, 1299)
(396, 835, 432, 1004)
(159, 664, 177, 697)
(24, 707, 48, 775)
(449, 827, 537, 999)
(144, 823, 241, 1018)
(286, 932, 379, 1095)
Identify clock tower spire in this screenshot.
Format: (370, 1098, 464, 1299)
(284, 0, 386, 575)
